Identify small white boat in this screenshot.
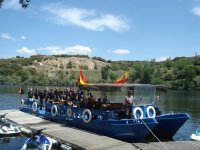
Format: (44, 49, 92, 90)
(190, 127, 200, 141)
(21, 128, 58, 150)
(0, 113, 21, 136)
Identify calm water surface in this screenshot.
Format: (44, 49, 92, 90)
(0, 85, 200, 149)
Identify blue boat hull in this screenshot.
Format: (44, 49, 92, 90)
(65, 117, 157, 142)
(43, 105, 158, 142)
(20, 100, 189, 141)
(20, 103, 156, 142)
(151, 113, 190, 139)
(67, 107, 158, 142)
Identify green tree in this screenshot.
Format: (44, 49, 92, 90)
(130, 63, 142, 83)
(69, 72, 76, 80)
(174, 57, 192, 70)
(193, 54, 200, 66)
(184, 66, 196, 81)
(109, 72, 118, 82)
(151, 67, 164, 84)
(101, 66, 110, 81)
(183, 65, 196, 89)
(194, 76, 200, 89)
(56, 70, 66, 85)
(67, 61, 72, 69)
(18, 69, 31, 82)
(81, 65, 89, 70)
(38, 73, 49, 85)
(163, 58, 173, 69)
(164, 70, 174, 81)
(140, 63, 154, 83)
(11, 74, 21, 84)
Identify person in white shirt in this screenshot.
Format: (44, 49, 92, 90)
(124, 90, 134, 118)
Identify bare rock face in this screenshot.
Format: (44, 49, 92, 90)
(30, 56, 110, 72)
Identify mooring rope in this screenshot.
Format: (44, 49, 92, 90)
(140, 118, 169, 150)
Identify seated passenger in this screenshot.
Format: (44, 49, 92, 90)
(86, 93, 96, 109)
(93, 98, 102, 109)
(102, 96, 110, 104)
(101, 96, 111, 109)
(79, 96, 87, 108)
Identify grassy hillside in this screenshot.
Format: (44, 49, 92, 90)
(0, 54, 200, 90)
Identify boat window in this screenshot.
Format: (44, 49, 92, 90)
(133, 85, 156, 105)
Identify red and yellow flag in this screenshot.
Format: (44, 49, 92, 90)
(78, 68, 90, 85)
(113, 71, 129, 84)
(80, 68, 87, 83)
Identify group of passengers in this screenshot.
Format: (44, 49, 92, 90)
(26, 87, 111, 110)
(21, 87, 134, 118)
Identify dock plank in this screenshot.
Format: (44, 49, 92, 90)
(1, 110, 137, 150)
(133, 141, 200, 150)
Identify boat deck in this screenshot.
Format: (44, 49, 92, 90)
(1, 109, 200, 150)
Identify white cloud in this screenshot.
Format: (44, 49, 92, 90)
(192, 7, 200, 16)
(3, 0, 21, 10)
(41, 4, 129, 32)
(21, 36, 27, 40)
(112, 49, 130, 54)
(39, 45, 92, 55)
(0, 33, 14, 40)
(1, 33, 27, 41)
(156, 57, 169, 62)
(17, 47, 36, 57)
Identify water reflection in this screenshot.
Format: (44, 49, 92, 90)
(1, 137, 10, 143)
(0, 136, 27, 150)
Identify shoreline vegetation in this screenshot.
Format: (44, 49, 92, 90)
(0, 54, 200, 90)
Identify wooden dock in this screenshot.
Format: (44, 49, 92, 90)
(1, 109, 200, 150)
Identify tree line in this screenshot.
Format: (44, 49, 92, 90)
(0, 55, 200, 90)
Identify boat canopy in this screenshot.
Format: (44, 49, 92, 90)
(79, 83, 166, 91)
(80, 83, 162, 105)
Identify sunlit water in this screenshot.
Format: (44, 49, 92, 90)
(0, 85, 200, 149)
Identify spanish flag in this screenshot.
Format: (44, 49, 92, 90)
(80, 68, 87, 83)
(113, 71, 129, 84)
(79, 75, 88, 85)
(78, 68, 89, 85)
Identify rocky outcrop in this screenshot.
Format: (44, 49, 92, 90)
(30, 56, 110, 71)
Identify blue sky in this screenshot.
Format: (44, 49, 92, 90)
(0, 0, 200, 61)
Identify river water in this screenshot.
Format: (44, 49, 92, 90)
(0, 85, 200, 149)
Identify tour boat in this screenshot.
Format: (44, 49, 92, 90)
(20, 84, 189, 142)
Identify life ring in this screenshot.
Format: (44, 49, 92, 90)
(133, 107, 143, 119)
(66, 108, 73, 117)
(82, 109, 92, 123)
(51, 105, 58, 117)
(146, 106, 156, 118)
(32, 102, 38, 112)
